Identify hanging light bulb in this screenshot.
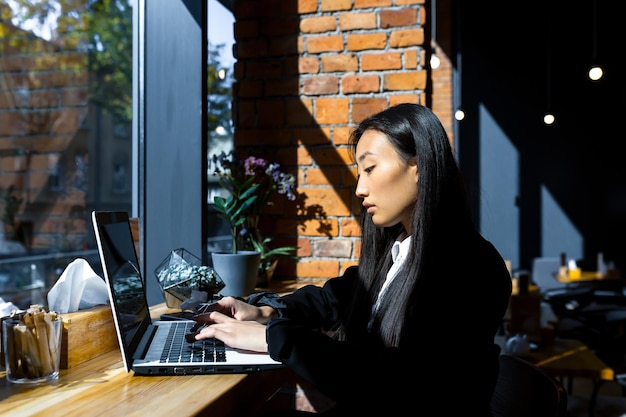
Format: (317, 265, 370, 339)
(543, 4, 555, 126)
(454, 109, 465, 121)
(430, 48, 441, 69)
(429, 0, 440, 70)
(588, 65, 603, 81)
(588, 0, 603, 81)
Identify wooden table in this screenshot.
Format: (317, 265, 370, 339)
(556, 269, 623, 283)
(0, 302, 295, 417)
(495, 335, 614, 381)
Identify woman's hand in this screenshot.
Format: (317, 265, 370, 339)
(194, 311, 269, 353)
(199, 296, 276, 324)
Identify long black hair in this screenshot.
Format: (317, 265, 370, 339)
(341, 103, 475, 347)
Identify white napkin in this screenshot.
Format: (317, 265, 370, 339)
(47, 258, 109, 313)
(0, 298, 20, 317)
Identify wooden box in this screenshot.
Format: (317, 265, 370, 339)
(60, 304, 119, 369)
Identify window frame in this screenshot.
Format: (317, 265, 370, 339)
(135, 0, 208, 305)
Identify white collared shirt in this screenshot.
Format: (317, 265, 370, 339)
(369, 235, 412, 326)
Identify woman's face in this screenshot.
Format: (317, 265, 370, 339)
(354, 129, 418, 232)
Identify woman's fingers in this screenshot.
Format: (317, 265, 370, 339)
(193, 317, 268, 353)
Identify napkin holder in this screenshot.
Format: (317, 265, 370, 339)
(60, 304, 118, 369)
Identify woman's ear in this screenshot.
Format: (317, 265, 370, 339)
(408, 158, 419, 183)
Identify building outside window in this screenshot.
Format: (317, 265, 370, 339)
(0, 0, 235, 309)
(0, 0, 134, 308)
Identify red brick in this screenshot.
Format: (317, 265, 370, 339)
(269, 35, 300, 56)
(263, 17, 300, 36)
(234, 20, 259, 39)
(321, 0, 351, 12)
(380, 8, 418, 28)
(346, 33, 387, 51)
(299, 57, 320, 74)
(314, 147, 352, 166)
(315, 98, 349, 124)
(313, 239, 352, 257)
(299, 218, 338, 237)
(389, 28, 425, 47)
(341, 75, 380, 93)
(321, 54, 358, 72)
(298, 0, 318, 13)
(300, 16, 337, 33)
(306, 35, 344, 53)
(296, 259, 341, 279)
(286, 99, 316, 126)
(332, 126, 352, 145)
(390, 94, 420, 107)
(302, 76, 340, 95)
(341, 218, 361, 237)
(352, 97, 387, 123)
(306, 167, 343, 185)
(338, 12, 377, 31)
(294, 127, 330, 145)
(383, 71, 427, 91)
(266, 78, 300, 96)
(362, 52, 402, 71)
(355, 0, 392, 8)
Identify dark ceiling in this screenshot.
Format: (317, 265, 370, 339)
(459, 0, 621, 139)
(456, 0, 626, 269)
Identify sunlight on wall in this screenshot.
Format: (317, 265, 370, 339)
(479, 104, 520, 269)
(541, 185, 582, 261)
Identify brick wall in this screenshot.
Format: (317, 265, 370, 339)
(0, 0, 454, 280)
(0, 17, 92, 249)
(232, 0, 452, 282)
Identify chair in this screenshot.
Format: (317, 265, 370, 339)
(491, 354, 568, 417)
(532, 257, 568, 293)
(531, 257, 626, 348)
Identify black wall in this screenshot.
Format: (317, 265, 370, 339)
(455, 0, 625, 272)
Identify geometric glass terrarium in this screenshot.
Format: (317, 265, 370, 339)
(154, 248, 225, 309)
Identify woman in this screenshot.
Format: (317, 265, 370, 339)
(195, 103, 512, 415)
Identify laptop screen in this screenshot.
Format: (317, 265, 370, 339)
(93, 211, 152, 364)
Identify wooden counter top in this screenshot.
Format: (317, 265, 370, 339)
(0, 302, 295, 417)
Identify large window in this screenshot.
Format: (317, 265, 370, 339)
(0, 0, 236, 309)
(0, 0, 234, 308)
(207, 0, 234, 251)
(0, 1, 133, 308)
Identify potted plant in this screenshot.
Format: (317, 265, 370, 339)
(210, 151, 299, 290)
(155, 248, 225, 309)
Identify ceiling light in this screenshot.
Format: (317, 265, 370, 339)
(543, 113, 555, 125)
(588, 0, 603, 81)
(588, 65, 603, 81)
(430, 50, 441, 69)
(430, 0, 440, 70)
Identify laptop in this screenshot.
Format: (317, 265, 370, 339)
(91, 210, 283, 376)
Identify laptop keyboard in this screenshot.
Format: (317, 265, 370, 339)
(160, 321, 226, 363)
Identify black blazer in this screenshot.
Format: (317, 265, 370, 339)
(261, 233, 512, 416)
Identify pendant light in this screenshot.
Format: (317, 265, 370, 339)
(544, 2, 555, 125)
(588, 0, 603, 81)
(429, 0, 440, 69)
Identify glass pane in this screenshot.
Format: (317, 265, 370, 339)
(207, 0, 234, 253)
(0, 1, 133, 309)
